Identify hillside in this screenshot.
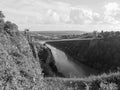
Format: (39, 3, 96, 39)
(28, 31, 85, 40)
(0, 11, 46, 89)
(48, 37, 120, 73)
(30, 31, 85, 36)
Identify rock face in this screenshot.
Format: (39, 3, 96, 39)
(35, 44, 64, 77)
(29, 41, 64, 77)
(0, 12, 43, 90)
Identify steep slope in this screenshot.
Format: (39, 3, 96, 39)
(0, 12, 44, 90)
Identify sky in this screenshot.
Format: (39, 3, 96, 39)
(0, 0, 120, 32)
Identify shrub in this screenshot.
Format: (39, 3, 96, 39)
(4, 21, 19, 36)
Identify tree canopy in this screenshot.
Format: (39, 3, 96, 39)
(0, 11, 5, 19)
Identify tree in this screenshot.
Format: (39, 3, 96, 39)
(0, 11, 5, 19)
(4, 21, 19, 36)
(0, 11, 5, 32)
(24, 29, 29, 36)
(93, 30, 98, 38)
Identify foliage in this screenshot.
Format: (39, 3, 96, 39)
(0, 11, 44, 90)
(43, 72, 120, 90)
(48, 31, 120, 73)
(0, 11, 5, 18)
(4, 21, 19, 36)
(0, 11, 5, 32)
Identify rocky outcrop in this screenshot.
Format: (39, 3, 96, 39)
(31, 42, 64, 77)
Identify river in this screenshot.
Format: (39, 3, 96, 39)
(47, 44, 97, 78)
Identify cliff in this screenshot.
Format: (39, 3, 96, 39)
(31, 42, 64, 77)
(0, 12, 44, 90)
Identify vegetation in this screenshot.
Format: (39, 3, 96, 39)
(0, 11, 5, 32)
(59, 34, 82, 39)
(4, 21, 20, 36)
(0, 11, 120, 90)
(43, 71, 120, 90)
(27, 31, 85, 41)
(48, 31, 120, 73)
(0, 11, 44, 90)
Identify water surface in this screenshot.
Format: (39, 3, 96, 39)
(47, 44, 97, 78)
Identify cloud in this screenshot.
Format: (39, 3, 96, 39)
(0, 0, 102, 25)
(104, 2, 120, 24)
(68, 7, 101, 24)
(1, 0, 120, 31)
(105, 2, 119, 11)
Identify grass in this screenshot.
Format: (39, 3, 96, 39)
(42, 71, 120, 90)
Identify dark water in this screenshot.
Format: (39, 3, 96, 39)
(47, 44, 97, 78)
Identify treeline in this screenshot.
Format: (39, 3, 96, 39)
(81, 31, 120, 39)
(59, 34, 82, 39)
(0, 11, 20, 36)
(48, 31, 120, 73)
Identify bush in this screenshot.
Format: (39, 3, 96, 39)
(0, 11, 5, 32)
(4, 21, 19, 36)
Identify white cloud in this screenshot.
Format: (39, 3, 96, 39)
(104, 2, 120, 24)
(1, 0, 120, 31)
(0, 0, 102, 25)
(105, 2, 119, 11)
(68, 7, 101, 24)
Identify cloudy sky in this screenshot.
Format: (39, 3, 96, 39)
(0, 0, 120, 31)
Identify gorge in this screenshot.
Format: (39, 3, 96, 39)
(0, 11, 120, 90)
(46, 44, 97, 78)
